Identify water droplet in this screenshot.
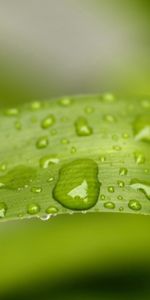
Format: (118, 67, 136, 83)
(4, 108, 19, 116)
(53, 159, 100, 210)
(128, 200, 142, 211)
(27, 203, 40, 215)
(47, 177, 54, 182)
(0, 166, 36, 190)
(36, 136, 49, 149)
(117, 180, 125, 188)
(30, 101, 41, 110)
(99, 155, 106, 163)
(122, 133, 129, 139)
(113, 145, 122, 151)
(51, 129, 57, 136)
(133, 115, 150, 143)
(15, 120, 22, 130)
(119, 167, 128, 176)
(84, 106, 94, 114)
(0, 163, 7, 172)
(61, 138, 70, 145)
(41, 115, 55, 129)
(40, 154, 59, 168)
(141, 99, 150, 109)
(46, 206, 59, 214)
(31, 186, 42, 193)
(119, 206, 124, 212)
(104, 114, 116, 123)
(75, 117, 93, 136)
(101, 93, 116, 103)
(59, 98, 73, 106)
(108, 186, 115, 193)
(104, 202, 115, 209)
(0, 202, 7, 218)
(71, 147, 77, 154)
(130, 179, 150, 200)
(134, 151, 145, 165)
(117, 195, 123, 200)
(100, 194, 105, 200)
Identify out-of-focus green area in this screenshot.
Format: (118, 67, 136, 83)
(0, 1, 150, 299)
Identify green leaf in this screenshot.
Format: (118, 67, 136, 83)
(0, 94, 149, 221)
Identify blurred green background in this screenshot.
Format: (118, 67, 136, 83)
(0, 1, 150, 299)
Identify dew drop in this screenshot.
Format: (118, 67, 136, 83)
(53, 159, 100, 210)
(128, 200, 142, 211)
(104, 114, 116, 123)
(31, 186, 42, 193)
(99, 155, 106, 163)
(119, 167, 128, 176)
(104, 202, 115, 209)
(36, 136, 49, 149)
(41, 114, 55, 129)
(27, 203, 40, 215)
(84, 106, 94, 114)
(15, 120, 22, 130)
(100, 194, 106, 200)
(108, 186, 115, 193)
(101, 93, 116, 103)
(0, 202, 7, 218)
(130, 179, 150, 200)
(134, 151, 145, 165)
(40, 154, 60, 169)
(30, 101, 41, 110)
(61, 138, 70, 145)
(59, 98, 73, 106)
(75, 117, 93, 136)
(113, 145, 122, 151)
(0, 163, 7, 172)
(117, 180, 125, 188)
(71, 146, 77, 154)
(46, 206, 59, 214)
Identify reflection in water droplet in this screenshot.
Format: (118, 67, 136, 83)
(128, 200, 142, 211)
(53, 159, 100, 210)
(130, 179, 150, 200)
(75, 117, 93, 136)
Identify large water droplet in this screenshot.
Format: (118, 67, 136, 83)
(104, 202, 115, 209)
(27, 203, 40, 215)
(130, 179, 150, 200)
(75, 117, 93, 136)
(0, 166, 36, 190)
(53, 159, 100, 210)
(133, 115, 150, 143)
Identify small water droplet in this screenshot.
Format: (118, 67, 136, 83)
(53, 159, 100, 210)
(134, 151, 145, 165)
(128, 200, 142, 211)
(27, 203, 40, 215)
(117, 180, 125, 188)
(41, 114, 55, 129)
(71, 147, 77, 154)
(0, 163, 7, 172)
(99, 155, 106, 163)
(75, 117, 93, 136)
(61, 138, 70, 145)
(104, 202, 115, 209)
(84, 106, 94, 114)
(31, 186, 42, 193)
(47, 177, 54, 182)
(117, 195, 123, 200)
(50, 129, 57, 136)
(119, 167, 128, 176)
(0, 202, 7, 218)
(101, 93, 116, 103)
(104, 114, 116, 123)
(100, 194, 105, 200)
(15, 120, 22, 130)
(108, 186, 115, 193)
(36, 136, 49, 149)
(113, 145, 122, 151)
(40, 155, 59, 168)
(30, 101, 41, 110)
(46, 206, 59, 214)
(59, 98, 73, 106)
(119, 206, 124, 212)
(130, 179, 150, 200)
(141, 99, 150, 109)
(122, 133, 129, 139)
